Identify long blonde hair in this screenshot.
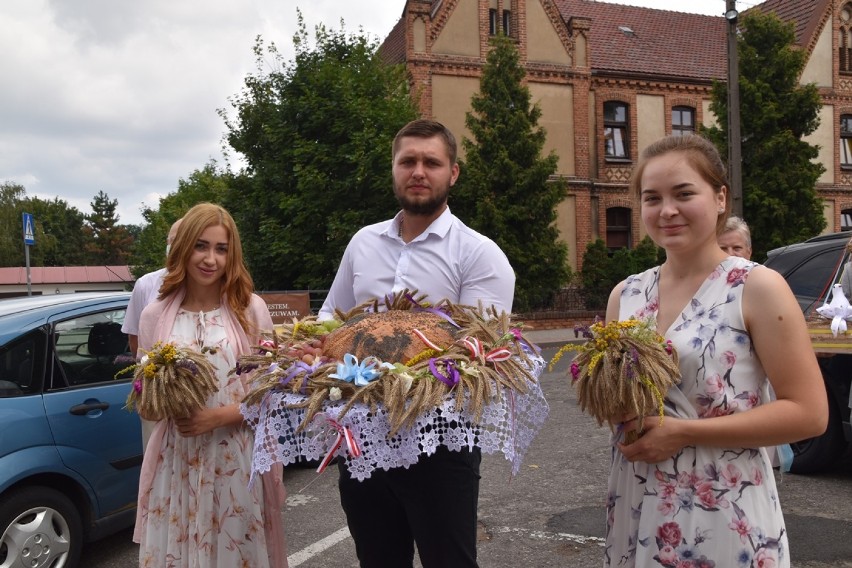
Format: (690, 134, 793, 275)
(160, 203, 255, 333)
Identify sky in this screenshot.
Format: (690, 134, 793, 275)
(0, 0, 743, 226)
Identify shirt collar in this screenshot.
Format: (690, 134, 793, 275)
(385, 207, 453, 241)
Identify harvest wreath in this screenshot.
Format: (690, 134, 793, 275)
(238, 291, 539, 436)
(120, 341, 219, 420)
(551, 317, 680, 443)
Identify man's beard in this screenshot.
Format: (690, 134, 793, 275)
(394, 182, 450, 216)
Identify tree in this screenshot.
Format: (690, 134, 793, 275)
(220, 14, 418, 290)
(129, 161, 231, 278)
(704, 9, 825, 261)
(28, 196, 88, 266)
(0, 184, 90, 267)
(0, 183, 28, 267)
(83, 191, 134, 265)
(579, 236, 661, 310)
(452, 35, 569, 311)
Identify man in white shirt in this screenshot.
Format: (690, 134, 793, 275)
(122, 218, 181, 448)
(319, 119, 514, 568)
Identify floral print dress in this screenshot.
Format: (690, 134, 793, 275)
(137, 308, 271, 568)
(608, 257, 789, 568)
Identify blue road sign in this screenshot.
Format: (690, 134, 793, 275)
(22, 212, 35, 245)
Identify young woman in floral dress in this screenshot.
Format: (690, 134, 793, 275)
(603, 135, 827, 567)
(133, 203, 287, 567)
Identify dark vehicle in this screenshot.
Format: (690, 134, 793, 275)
(764, 231, 852, 473)
(0, 292, 142, 568)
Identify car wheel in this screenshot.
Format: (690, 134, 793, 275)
(0, 486, 82, 568)
(789, 397, 844, 474)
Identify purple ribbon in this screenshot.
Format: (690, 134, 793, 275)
(428, 358, 460, 387)
(404, 293, 460, 328)
(281, 361, 318, 394)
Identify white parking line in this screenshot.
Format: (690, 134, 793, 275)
(287, 526, 352, 566)
(492, 526, 606, 546)
(286, 524, 602, 565)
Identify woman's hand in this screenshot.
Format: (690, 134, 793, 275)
(175, 407, 222, 437)
(617, 415, 687, 464)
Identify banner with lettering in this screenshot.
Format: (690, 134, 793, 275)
(259, 292, 312, 324)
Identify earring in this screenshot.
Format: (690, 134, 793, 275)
(718, 208, 724, 214)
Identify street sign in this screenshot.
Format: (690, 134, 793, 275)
(22, 212, 35, 246)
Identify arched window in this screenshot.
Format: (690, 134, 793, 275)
(606, 207, 632, 250)
(840, 4, 852, 73)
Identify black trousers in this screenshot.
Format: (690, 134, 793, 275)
(338, 446, 482, 568)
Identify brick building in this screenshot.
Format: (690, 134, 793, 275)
(380, 0, 852, 268)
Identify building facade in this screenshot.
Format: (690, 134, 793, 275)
(381, 0, 851, 268)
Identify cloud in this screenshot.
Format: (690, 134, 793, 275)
(0, 0, 713, 227)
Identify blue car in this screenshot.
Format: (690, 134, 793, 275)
(0, 292, 142, 567)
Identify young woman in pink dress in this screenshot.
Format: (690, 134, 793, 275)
(133, 203, 287, 567)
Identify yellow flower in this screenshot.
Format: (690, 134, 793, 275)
(405, 348, 439, 367)
(159, 343, 178, 363)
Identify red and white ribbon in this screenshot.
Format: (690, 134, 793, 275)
(316, 417, 361, 474)
(484, 347, 512, 363)
(460, 336, 511, 363)
(461, 336, 483, 359)
(413, 328, 444, 351)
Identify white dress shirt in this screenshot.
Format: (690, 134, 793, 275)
(319, 208, 515, 318)
(122, 268, 167, 337)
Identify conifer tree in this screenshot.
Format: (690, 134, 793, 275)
(453, 35, 569, 311)
(704, 9, 825, 260)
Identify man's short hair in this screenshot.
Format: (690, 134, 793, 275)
(392, 119, 457, 165)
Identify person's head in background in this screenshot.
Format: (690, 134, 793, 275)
(164, 218, 183, 257)
(718, 216, 752, 260)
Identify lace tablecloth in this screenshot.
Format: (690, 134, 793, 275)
(241, 355, 549, 481)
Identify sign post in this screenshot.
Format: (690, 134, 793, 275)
(22, 212, 35, 296)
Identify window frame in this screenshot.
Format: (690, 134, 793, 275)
(604, 101, 630, 162)
(605, 207, 632, 250)
(489, 9, 499, 36)
(841, 115, 852, 169)
(672, 105, 696, 137)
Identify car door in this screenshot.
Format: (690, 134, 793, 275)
(0, 328, 57, 485)
(42, 306, 143, 517)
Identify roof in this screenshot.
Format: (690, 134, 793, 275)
(0, 266, 133, 286)
(380, 15, 407, 65)
(381, 0, 828, 83)
(555, 0, 727, 81)
(751, 0, 830, 53)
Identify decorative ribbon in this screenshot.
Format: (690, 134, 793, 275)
(429, 358, 460, 387)
(413, 328, 444, 351)
(329, 353, 381, 387)
(404, 293, 460, 328)
(280, 360, 324, 394)
(460, 335, 512, 363)
(316, 416, 361, 473)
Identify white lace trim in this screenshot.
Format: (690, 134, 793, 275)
(241, 355, 548, 481)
